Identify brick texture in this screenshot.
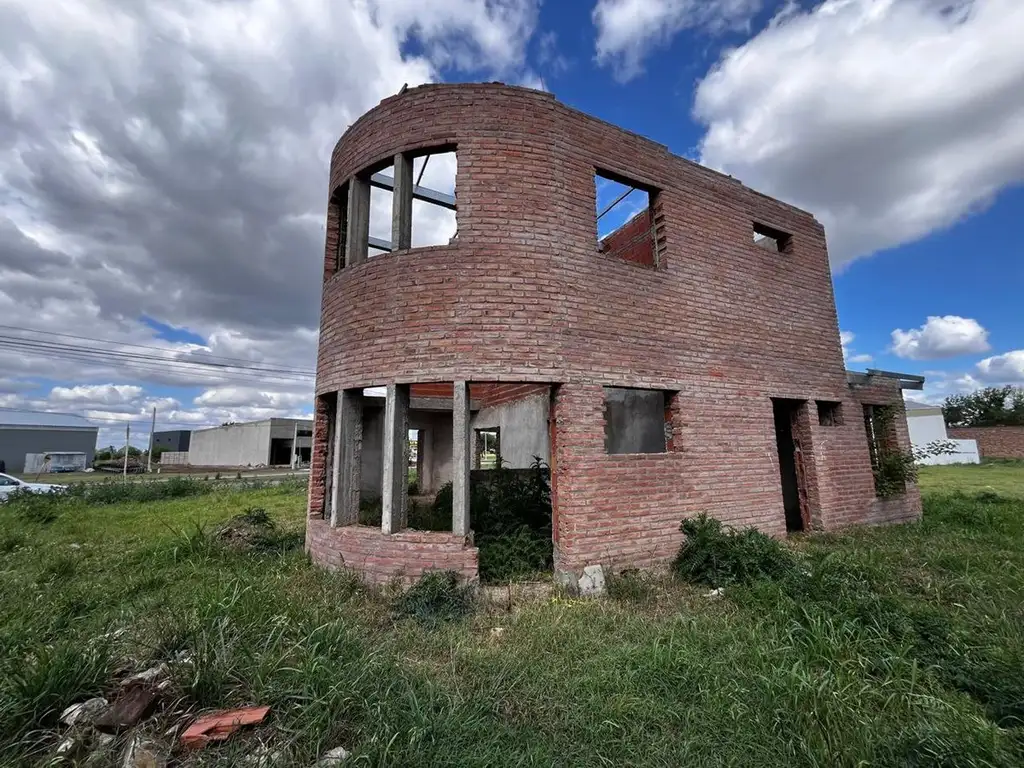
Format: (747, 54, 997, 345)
(948, 426, 1024, 459)
(308, 83, 921, 583)
(600, 210, 655, 268)
(306, 519, 478, 585)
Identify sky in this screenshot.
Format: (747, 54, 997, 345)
(0, 0, 1022, 449)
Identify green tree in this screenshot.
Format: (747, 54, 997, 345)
(943, 386, 1024, 427)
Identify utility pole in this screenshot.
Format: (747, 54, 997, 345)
(291, 420, 299, 469)
(147, 407, 157, 473)
(123, 421, 130, 480)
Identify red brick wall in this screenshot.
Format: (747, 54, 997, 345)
(309, 83, 921, 583)
(306, 519, 478, 585)
(948, 426, 1024, 459)
(600, 210, 655, 267)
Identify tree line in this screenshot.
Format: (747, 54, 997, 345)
(943, 386, 1024, 428)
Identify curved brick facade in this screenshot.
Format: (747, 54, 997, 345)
(306, 83, 921, 585)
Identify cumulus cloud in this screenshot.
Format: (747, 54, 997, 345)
(593, 0, 761, 79)
(49, 384, 144, 406)
(891, 316, 990, 360)
(694, 0, 1024, 265)
(839, 330, 872, 365)
(976, 350, 1024, 383)
(0, 0, 540, 433)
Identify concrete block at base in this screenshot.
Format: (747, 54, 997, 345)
(554, 569, 577, 594)
(578, 564, 606, 597)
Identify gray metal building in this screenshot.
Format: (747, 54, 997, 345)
(0, 410, 98, 474)
(153, 429, 191, 452)
(188, 418, 312, 467)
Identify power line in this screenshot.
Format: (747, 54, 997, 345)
(0, 324, 316, 374)
(0, 339, 315, 385)
(0, 336, 315, 379)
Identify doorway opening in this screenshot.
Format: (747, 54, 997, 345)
(772, 399, 809, 533)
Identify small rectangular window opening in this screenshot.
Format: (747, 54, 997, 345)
(603, 387, 673, 454)
(817, 401, 844, 426)
(474, 427, 500, 469)
(753, 222, 792, 253)
(595, 170, 659, 268)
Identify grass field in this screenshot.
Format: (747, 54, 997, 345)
(918, 459, 1024, 497)
(1, 467, 1023, 765)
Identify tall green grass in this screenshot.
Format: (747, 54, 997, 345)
(1, 475, 1023, 765)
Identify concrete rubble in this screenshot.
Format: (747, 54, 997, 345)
(577, 564, 606, 597)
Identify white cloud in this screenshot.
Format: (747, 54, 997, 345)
(694, 0, 1024, 265)
(976, 350, 1024, 383)
(891, 315, 990, 360)
(194, 387, 310, 410)
(839, 330, 872, 365)
(49, 384, 144, 406)
(593, 0, 761, 80)
(0, 0, 541, 438)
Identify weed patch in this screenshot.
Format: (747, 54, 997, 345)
(392, 571, 476, 625)
(671, 513, 796, 587)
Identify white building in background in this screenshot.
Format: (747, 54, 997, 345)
(905, 400, 980, 465)
(188, 418, 312, 468)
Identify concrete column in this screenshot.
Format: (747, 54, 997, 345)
(391, 153, 413, 251)
(345, 175, 370, 267)
(452, 381, 471, 536)
(381, 383, 410, 534)
(331, 389, 363, 527)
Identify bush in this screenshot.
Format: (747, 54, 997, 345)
(393, 571, 475, 625)
(440, 459, 553, 583)
(671, 513, 796, 588)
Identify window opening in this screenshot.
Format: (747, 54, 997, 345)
(474, 427, 500, 469)
(603, 387, 672, 454)
(816, 401, 844, 426)
(753, 222, 792, 253)
(412, 150, 457, 247)
(367, 161, 394, 259)
(595, 170, 660, 267)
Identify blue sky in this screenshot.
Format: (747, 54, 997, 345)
(1, 0, 1022, 448)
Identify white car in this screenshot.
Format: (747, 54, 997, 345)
(0, 472, 66, 500)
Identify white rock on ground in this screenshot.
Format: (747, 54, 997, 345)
(121, 734, 167, 768)
(577, 564, 606, 597)
(314, 746, 351, 765)
(60, 697, 109, 728)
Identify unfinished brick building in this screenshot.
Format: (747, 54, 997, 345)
(306, 83, 923, 585)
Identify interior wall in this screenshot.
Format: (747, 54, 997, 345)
(470, 392, 550, 467)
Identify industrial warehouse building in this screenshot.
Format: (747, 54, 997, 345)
(0, 410, 98, 473)
(188, 418, 312, 467)
(153, 429, 191, 453)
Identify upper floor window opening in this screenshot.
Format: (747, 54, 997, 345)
(594, 169, 662, 269)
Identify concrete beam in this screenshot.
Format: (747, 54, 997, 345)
(452, 381, 471, 536)
(331, 389, 363, 527)
(345, 175, 370, 267)
(370, 172, 457, 211)
(381, 383, 410, 534)
(391, 153, 413, 251)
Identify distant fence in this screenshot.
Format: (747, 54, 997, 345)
(161, 451, 190, 466)
(948, 427, 1024, 460)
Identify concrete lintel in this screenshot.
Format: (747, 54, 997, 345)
(391, 153, 413, 251)
(331, 389, 363, 527)
(452, 381, 471, 536)
(381, 383, 410, 534)
(345, 175, 370, 267)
